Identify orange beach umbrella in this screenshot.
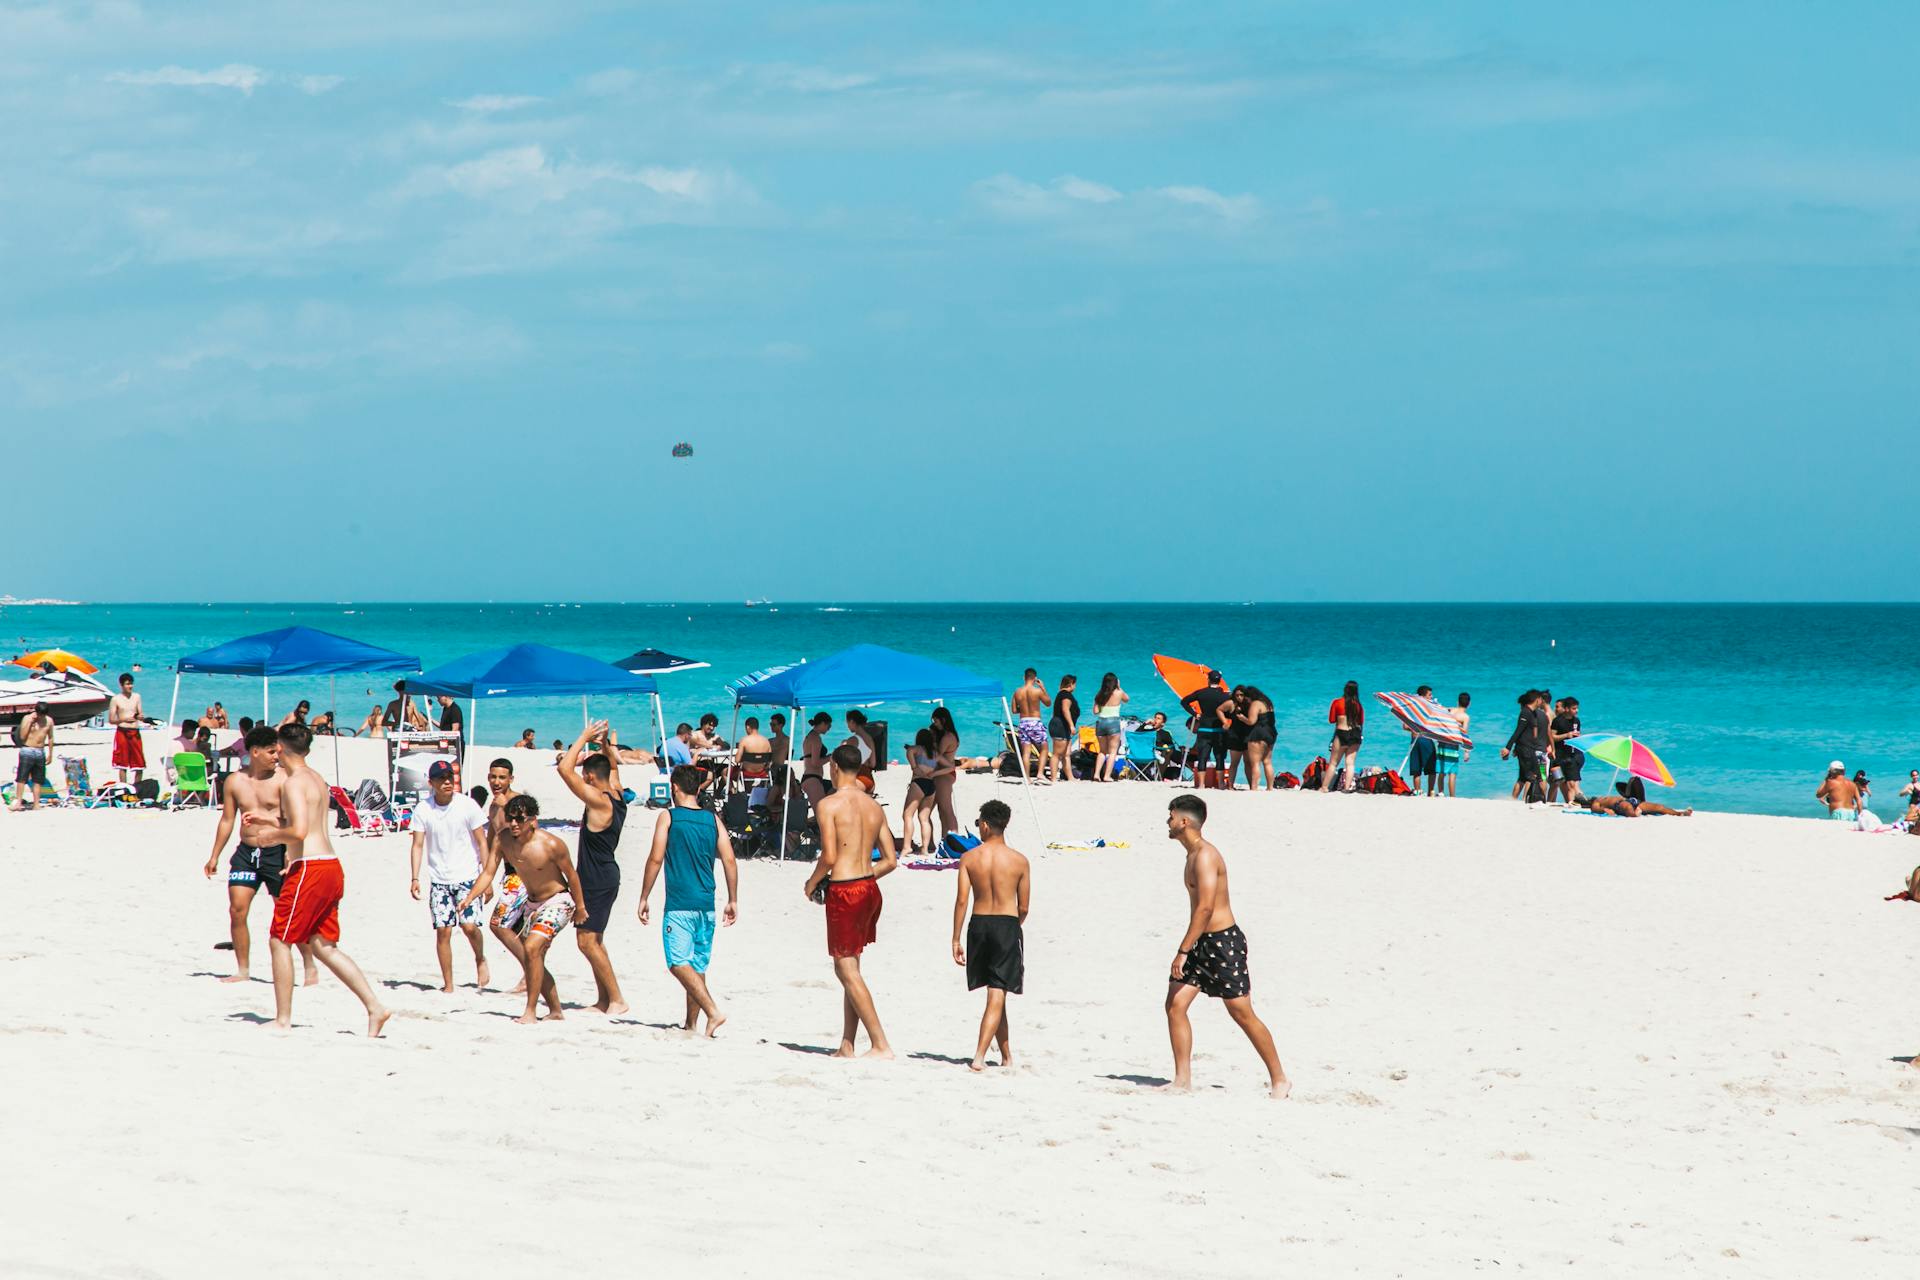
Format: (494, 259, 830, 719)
(11, 648, 98, 675)
(1151, 653, 1214, 702)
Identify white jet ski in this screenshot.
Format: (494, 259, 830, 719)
(0, 668, 113, 727)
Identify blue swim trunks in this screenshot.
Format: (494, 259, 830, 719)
(663, 909, 717, 973)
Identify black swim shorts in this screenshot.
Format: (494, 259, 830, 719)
(1176, 924, 1251, 1000)
(966, 914, 1025, 994)
(229, 843, 290, 896)
(576, 862, 620, 934)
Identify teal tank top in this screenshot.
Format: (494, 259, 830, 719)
(663, 807, 718, 912)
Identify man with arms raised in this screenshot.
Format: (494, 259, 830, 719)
(460, 794, 587, 1023)
(559, 720, 630, 1014)
(1163, 794, 1288, 1098)
(203, 724, 318, 985)
(637, 765, 740, 1037)
(108, 671, 146, 787)
(804, 743, 898, 1058)
(241, 724, 390, 1036)
(409, 761, 491, 993)
(951, 800, 1030, 1072)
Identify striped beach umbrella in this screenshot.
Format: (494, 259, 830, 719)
(1573, 734, 1676, 787)
(1373, 690, 1471, 747)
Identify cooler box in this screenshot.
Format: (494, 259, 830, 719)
(642, 770, 673, 807)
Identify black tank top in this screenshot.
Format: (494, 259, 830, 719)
(578, 793, 628, 874)
(1050, 692, 1078, 732)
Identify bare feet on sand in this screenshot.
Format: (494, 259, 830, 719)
(440, 984, 456, 995)
(591, 1000, 630, 1016)
(705, 1011, 727, 1039)
(219, 973, 250, 985)
(508, 980, 527, 995)
(475, 959, 491, 989)
(1271, 1079, 1293, 1099)
(515, 1011, 539, 1025)
(303, 971, 321, 988)
(367, 1009, 392, 1038)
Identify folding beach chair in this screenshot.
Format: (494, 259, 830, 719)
(328, 785, 398, 836)
(1118, 734, 1165, 782)
(167, 753, 213, 809)
(60, 757, 112, 808)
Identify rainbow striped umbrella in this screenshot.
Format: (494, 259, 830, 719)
(1574, 734, 1675, 787)
(1374, 691, 1471, 747)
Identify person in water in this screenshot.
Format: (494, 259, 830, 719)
(1816, 761, 1861, 822)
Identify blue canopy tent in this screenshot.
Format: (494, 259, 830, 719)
(170, 626, 421, 782)
(613, 648, 711, 763)
(406, 644, 658, 769)
(732, 643, 1037, 857)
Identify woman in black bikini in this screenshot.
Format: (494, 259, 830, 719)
(1237, 684, 1277, 791)
(1045, 674, 1079, 784)
(900, 728, 942, 854)
(929, 707, 961, 839)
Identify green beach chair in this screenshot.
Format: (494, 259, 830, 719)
(167, 752, 213, 809)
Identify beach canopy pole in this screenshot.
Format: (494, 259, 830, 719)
(776, 705, 804, 861)
(1003, 695, 1044, 843)
(168, 674, 180, 733)
(263, 676, 270, 722)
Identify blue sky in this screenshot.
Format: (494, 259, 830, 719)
(3, 2, 1914, 602)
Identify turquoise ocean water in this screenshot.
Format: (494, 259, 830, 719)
(3, 602, 1914, 818)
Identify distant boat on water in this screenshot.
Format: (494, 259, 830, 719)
(744, 598, 772, 608)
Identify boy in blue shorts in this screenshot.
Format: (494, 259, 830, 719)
(638, 765, 740, 1036)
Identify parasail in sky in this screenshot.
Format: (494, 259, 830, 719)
(671, 442, 693, 458)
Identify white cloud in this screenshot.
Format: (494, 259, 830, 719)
(419, 145, 739, 210)
(1056, 175, 1122, 204)
(107, 64, 267, 95)
(974, 174, 1261, 227)
(1155, 185, 1261, 221)
(103, 65, 344, 96)
(448, 94, 544, 113)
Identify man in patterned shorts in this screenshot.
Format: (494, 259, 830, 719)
(462, 794, 588, 1023)
(408, 761, 491, 994)
(1164, 794, 1290, 1098)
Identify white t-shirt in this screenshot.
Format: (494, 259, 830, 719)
(415, 792, 486, 885)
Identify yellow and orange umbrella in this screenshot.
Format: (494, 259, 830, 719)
(11, 649, 98, 675)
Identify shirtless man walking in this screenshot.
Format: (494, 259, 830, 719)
(1010, 669, 1052, 779)
(108, 671, 146, 786)
(559, 721, 629, 1014)
(1163, 794, 1289, 1098)
(203, 724, 317, 985)
(460, 794, 588, 1023)
(241, 724, 390, 1036)
(804, 743, 899, 1058)
(9, 700, 55, 810)
(951, 800, 1030, 1072)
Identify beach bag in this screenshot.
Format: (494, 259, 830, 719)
(1275, 772, 1300, 790)
(1301, 757, 1329, 790)
(1379, 769, 1413, 796)
(940, 832, 981, 859)
(352, 779, 389, 811)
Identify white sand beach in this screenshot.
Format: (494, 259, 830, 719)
(3, 731, 1917, 1278)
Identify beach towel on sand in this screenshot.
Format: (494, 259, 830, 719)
(1044, 838, 1132, 850)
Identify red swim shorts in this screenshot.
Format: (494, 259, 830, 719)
(825, 876, 882, 958)
(112, 727, 146, 770)
(271, 858, 344, 945)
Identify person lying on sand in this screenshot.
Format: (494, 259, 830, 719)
(1583, 794, 1692, 818)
